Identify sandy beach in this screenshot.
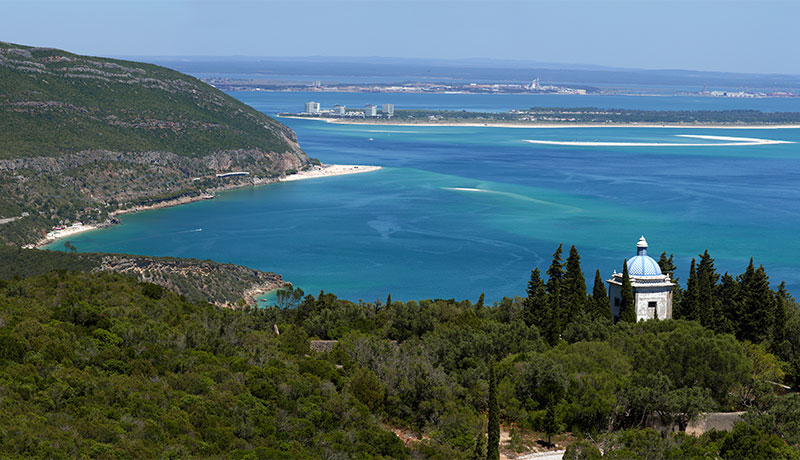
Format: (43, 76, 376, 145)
(34, 163, 381, 248)
(280, 115, 800, 130)
(280, 164, 382, 181)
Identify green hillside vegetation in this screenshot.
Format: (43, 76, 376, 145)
(1, 246, 799, 459)
(0, 246, 284, 307)
(0, 42, 310, 245)
(0, 42, 298, 158)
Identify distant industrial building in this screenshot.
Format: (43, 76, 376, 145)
(364, 104, 377, 117)
(382, 103, 394, 116)
(333, 104, 346, 115)
(304, 101, 320, 114)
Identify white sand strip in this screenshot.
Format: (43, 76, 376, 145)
(280, 164, 382, 182)
(524, 134, 793, 147)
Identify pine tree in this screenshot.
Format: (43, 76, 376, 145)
(546, 244, 565, 336)
(543, 400, 558, 446)
(486, 362, 500, 460)
(590, 269, 611, 322)
(738, 259, 776, 343)
(476, 292, 485, 310)
(773, 282, 791, 346)
(658, 251, 682, 309)
(618, 260, 636, 323)
(696, 251, 720, 330)
(525, 268, 556, 344)
(716, 273, 740, 335)
(563, 245, 587, 320)
(680, 258, 699, 321)
(386, 293, 392, 307)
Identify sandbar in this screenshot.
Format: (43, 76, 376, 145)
(523, 134, 793, 147)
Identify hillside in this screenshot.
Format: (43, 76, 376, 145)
(0, 41, 310, 245)
(0, 246, 284, 307)
(1, 257, 799, 459)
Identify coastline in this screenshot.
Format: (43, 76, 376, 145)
(34, 163, 382, 248)
(280, 115, 800, 130)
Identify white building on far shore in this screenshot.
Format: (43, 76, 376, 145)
(364, 104, 377, 117)
(607, 236, 675, 322)
(333, 104, 346, 115)
(382, 103, 394, 116)
(304, 101, 320, 114)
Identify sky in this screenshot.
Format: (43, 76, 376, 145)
(2, 0, 800, 75)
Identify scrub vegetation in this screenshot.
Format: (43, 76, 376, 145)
(1, 246, 799, 459)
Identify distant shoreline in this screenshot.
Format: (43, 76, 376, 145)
(34, 164, 382, 249)
(279, 115, 800, 130)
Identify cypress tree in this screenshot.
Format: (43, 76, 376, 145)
(546, 244, 565, 336)
(590, 269, 611, 322)
(773, 282, 790, 346)
(476, 292, 485, 310)
(658, 251, 682, 309)
(738, 259, 776, 343)
(486, 362, 500, 460)
(525, 268, 555, 344)
(716, 273, 740, 335)
(618, 260, 636, 323)
(563, 245, 587, 320)
(680, 258, 699, 321)
(696, 251, 720, 330)
(386, 293, 392, 307)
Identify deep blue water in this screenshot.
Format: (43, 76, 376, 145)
(50, 92, 800, 303)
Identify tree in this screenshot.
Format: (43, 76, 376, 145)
(543, 399, 559, 446)
(546, 244, 565, 336)
(618, 260, 636, 323)
(563, 245, 587, 319)
(525, 268, 555, 345)
(589, 269, 611, 322)
(658, 251, 682, 312)
(738, 259, 776, 343)
(472, 433, 486, 460)
(476, 292, 485, 310)
(716, 273, 740, 335)
(487, 362, 500, 460)
(679, 258, 699, 321)
(696, 251, 720, 330)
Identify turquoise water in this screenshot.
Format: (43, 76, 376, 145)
(49, 93, 800, 302)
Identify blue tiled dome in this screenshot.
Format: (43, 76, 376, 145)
(627, 236, 662, 277)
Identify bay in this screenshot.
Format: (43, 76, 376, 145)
(48, 92, 800, 302)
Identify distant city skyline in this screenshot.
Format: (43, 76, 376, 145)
(3, 0, 800, 75)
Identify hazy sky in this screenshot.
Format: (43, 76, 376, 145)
(3, 0, 799, 74)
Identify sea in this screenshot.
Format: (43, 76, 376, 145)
(47, 91, 800, 304)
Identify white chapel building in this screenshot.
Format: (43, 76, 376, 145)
(607, 236, 674, 322)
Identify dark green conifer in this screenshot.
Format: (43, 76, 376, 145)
(738, 258, 776, 342)
(486, 362, 500, 460)
(525, 268, 556, 344)
(476, 292, 485, 310)
(618, 260, 636, 323)
(546, 244, 565, 335)
(563, 245, 587, 319)
(658, 251, 682, 308)
(589, 269, 611, 322)
(716, 273, 740, 335)
(680, 258, 699, 321)
(543, 400, 558, 446)
(386, 293, 392, 307)
(696, 251, 720, 330)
